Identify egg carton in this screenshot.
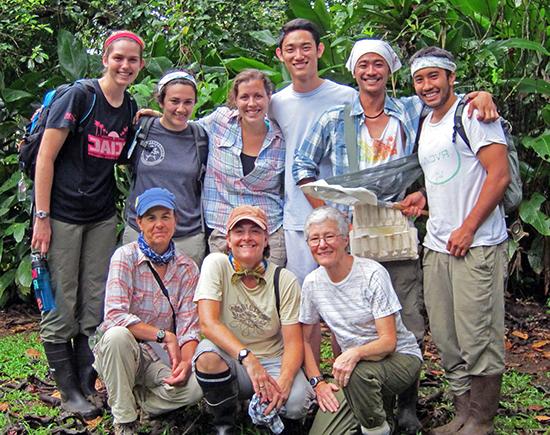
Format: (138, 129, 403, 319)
(350, 203, 418, 262)
(353, 203, 410, 228)
(350, 227, 419, 262)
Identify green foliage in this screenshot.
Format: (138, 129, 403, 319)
(0, 0, 548, 305)
(0, 332, 48, 380)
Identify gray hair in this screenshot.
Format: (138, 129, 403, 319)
(304, 206, 349, 240)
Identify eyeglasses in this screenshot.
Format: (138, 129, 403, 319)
(307, 233, 343, 247)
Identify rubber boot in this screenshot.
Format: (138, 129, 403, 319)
(73, 333, 104, 409)
(196, 370, 238, 435)
(43, 341, 101, 419)
(457, 374, 501, 435)
(397, 379, 422, 434)
(429, 390, 470, 434)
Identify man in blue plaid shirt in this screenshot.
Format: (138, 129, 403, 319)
(292, 38, 498, 435)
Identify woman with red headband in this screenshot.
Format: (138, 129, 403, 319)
(31, 30, 144, 419)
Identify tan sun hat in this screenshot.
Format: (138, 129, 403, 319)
(227, 205, 268, 232)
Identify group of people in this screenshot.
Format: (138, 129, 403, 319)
(30, 17, 509, 435)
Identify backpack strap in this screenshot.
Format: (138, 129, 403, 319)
(343, 104, 359, 173)
(273, 266, 282, 318)
(127, 115, 155, 160)
(188, 121, 209, 180)
(74, 79, 97, 131)
(453, 98, 471, 149)
(412, 115, 426, 154)
(189, 121, 209, 233)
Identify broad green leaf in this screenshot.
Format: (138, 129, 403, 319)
(486, 38, 550, 56)
(519, 193, 550, 236)
(527, 235, 544, 275)
(505, 78, 550, 95)
(250, 30, 278, 46)
(146, 57, 173, 78)
(224, 58, 282, 82)
(57, 29, 89, 81)
(507, 238, 519, 260)
(2, 89, 33, 103)
(289, 0, 326, 32)
(16, 256, 32, 289)
(0, 270, 16, 294)
(313, 0, 332, 32)
(450, 0, 499, 20)
(0, 238, 3, 263)
(522, 131, 550, 162)
(0, 171, 21, 195)
(10, 222, 29, 243)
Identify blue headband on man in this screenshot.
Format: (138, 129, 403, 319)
(135, 187, 176, 217)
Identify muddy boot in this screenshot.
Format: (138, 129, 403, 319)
(457, 374, 501, 435)
(43, 341, 101, 419)
(73, 333, 104, 409)
(429, 390, 470, 434)
(397, 379, 422, 434)
(196, 368, 238, 434)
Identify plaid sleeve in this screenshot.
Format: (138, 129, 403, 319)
(175, 261, 201, 347)
(292, 111, 337, 184)
(102, 247, 142, 330)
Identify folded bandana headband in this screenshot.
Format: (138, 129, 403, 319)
(104, 31, 144, 51)
(346, 39, 402, 75)
(158, 71, 197, 93)
(410, 56, 457, 76)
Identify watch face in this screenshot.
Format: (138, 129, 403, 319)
(156, 329, 166, 342)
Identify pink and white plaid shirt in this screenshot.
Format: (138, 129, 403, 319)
(100, 242, 200, 348)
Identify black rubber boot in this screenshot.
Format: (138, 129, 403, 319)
(43, 341, 101, 419)
(73, 334, 104, 409)
(397, 379, 422, 434)
(196, 368, 238, 434)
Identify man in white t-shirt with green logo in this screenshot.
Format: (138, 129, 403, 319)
(402, 47, 509, 435)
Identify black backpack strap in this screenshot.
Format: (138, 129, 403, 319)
(189, 121, 209, 176)
(274, 266, 282, 318)
(74, 79, 97, 129)
(189, 121, 209, 233)
(413, 115, 426, 154)
(146, 261, 177, 331)
(453, 99, 471, 149)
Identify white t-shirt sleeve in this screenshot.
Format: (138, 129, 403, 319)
(299, 274, 320, 324)
(367, 266, 402, 319)
(462, 105, 507, 155)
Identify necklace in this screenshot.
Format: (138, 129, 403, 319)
(364, 109, 385, 119)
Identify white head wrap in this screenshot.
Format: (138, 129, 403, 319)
(158, 71, 197, 93)
(410, 56, 457, 77)
(345, 39, 402, 76)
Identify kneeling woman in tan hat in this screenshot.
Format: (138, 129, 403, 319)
(193, 205, 314, 434)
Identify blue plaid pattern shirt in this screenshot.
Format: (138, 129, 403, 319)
(200, 107, 285, 234)
(292, 93, 425, 183)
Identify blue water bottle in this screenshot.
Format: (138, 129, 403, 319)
(31, 252, 56, 313)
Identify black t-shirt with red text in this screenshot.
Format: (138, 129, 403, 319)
(45, 79, 136, 224)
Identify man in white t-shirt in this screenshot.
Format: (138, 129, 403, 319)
(402, 47, 509, 435)
(269, 18, 356, 285)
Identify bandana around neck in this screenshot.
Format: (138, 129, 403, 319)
(138, 232, 175, 265)
(229, 253, 267, 285)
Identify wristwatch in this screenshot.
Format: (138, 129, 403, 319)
(309, 375, 325, 388)
(156, 329, 166, 343)
(35, 210, 50, 219)
(238, 348, 251, 365)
